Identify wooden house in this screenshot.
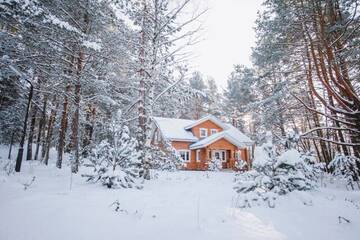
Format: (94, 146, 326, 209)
(151, 115, 254, 170)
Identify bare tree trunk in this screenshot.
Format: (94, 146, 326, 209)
(34, 96, 47, 160)
(57, 85, 70, 169)
(8, 131, 15, 159)
(44, 98, 58, 165)
(15, 83, 33, 172)
(26, 104, 37, 160)
(70, 80, 81, 173)
(137, 0, 150, 180)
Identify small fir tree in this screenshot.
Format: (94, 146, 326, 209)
(329, 154, 360, 190)
(82, 112, 143, 189)
(234, 132, 319, 208)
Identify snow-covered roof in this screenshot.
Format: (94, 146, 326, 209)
(189, 124, 253, 149)
(153, 115, 254, 147)
(184, 115, 226, 130)
(153, 117, 198, 142)
(224, 124, 253, 144)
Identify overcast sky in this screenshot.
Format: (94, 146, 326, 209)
(189, 0, 263, 89)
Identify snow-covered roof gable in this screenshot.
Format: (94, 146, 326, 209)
(153, 117, 198, 142)
(184, 115, 226, 130)
(189, 124, 253, 149)
(153, 115, 254, 146)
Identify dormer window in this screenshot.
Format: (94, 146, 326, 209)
(210, 129, 218, 135)
(200, 128, 207, 138)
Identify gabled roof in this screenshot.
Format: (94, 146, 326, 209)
(189, 124, 253, 149)
(184, 115, 226, 130)
(153, 117, 198, 142)
(153, 115, 254, 146)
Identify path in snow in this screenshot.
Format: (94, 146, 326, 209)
(0, 162, 359, 240)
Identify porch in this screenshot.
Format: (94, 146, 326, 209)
(185, 147, 251, 171)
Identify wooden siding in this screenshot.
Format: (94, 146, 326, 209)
(190, 120, 223, 138)
(165, 127, 251, 171)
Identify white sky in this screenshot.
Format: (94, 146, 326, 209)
(189, 0, 263, 89)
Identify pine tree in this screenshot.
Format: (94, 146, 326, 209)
(234, 132, 319, 208)
(82, 111, 143, 189)
(329, 154, 360, 190)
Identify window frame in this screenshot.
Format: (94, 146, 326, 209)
(210, 129, 218, 135)
(196, 149, 201, 162)
(212, 150, 226, 162)
(199, 128, 208, 138)
(178, 149, 191, 162)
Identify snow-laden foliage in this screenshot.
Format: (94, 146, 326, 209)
(234, 133, 320, 208)
(208, 158, 222, 171)
(149, 141, 185, 171)
(82, 115, 143, 189)
(329, 154, 360, 190)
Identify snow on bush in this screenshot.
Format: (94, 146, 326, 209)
(149, 140, 185, 171)
(329, 154, 360, 190)
(208, 158, 222, 171)
(82, 114, 143, 189)
(234, 132, 320, 208)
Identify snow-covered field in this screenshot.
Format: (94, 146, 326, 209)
(0, 150, 360, 240)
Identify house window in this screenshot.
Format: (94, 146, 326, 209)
(210, 129, 218, 135)
(178, 150, 191, 162)
(212, 150, 226, 162)
(196, 150, 201, 162)
(199, 128, 207, 138)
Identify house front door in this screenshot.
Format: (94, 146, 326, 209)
(212, 150, 225, 161)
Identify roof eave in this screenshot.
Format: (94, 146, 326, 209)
(167, 138, 198, 142)
(189, 134, 253, 150)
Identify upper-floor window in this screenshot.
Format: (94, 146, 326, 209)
(210, 129, 218, 135)
(199, 128, 207, 138)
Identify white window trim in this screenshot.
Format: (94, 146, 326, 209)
(210, 129, 218, 135)
(199, 128, 208, 138)
(178, 149, 191, 162)
(212, 150, 226, 162)
(196, 150, 201, 162)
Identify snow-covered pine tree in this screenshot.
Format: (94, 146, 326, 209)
(148, 140, 185, 171)
(82, 111, 142, 189)
(208, 158, 222, 171)
(329, 154, 360, 190)
(234, 132, 319, 208)
(120, 0, 204, 180)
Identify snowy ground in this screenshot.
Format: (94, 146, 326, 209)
(1, 148, 360, 240)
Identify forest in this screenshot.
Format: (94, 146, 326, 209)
(0, 0, 360, 240)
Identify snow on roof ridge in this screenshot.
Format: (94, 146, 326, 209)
(184, 114, 227, 130)
(153, 115, 254, 145)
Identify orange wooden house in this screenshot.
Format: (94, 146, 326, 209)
(151, 115, 254, 170)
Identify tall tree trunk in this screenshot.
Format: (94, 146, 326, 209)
(26, 104, 37, 160)
(8, 131, 15, 159)
(15, 83, 33, 172)
(57, 85, 70, 169)
(137, 0, 150, 180)
(44, 98, 58, 165)
(71, 54, 84, 173)
(34, 95, 47, 160)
